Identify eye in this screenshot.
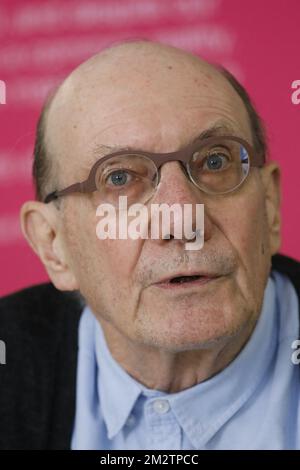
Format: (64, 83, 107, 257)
(106, 169, 133, 186)
(203, 152, 230, 171)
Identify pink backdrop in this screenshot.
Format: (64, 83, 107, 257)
(0, 0, 299, 296)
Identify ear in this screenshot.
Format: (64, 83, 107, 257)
(20, 200, 79, 291)
(260, 162, 281, 255)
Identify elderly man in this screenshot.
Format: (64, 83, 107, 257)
(0, 39, 299, 450)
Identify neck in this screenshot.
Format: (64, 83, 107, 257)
(96, 316, 258, 394)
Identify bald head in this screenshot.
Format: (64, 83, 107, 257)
(33, 39, 266, 201)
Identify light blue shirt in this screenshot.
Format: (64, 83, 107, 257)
(71, 270, 300, 450)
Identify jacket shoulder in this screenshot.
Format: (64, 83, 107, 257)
(0, 282, 84, 449)
(271, 253, 300, 294)
(0, 282, 83, 322)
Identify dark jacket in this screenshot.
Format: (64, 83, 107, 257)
(0, 253, 299, 450)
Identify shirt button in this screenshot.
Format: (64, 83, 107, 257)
(152, 399, 170, 414)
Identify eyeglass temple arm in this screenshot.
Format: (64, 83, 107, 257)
(44, 182, 86, 203)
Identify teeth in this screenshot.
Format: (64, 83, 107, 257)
(170, 275, 201, 284)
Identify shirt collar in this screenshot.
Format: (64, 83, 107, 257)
(91, 274, 278, 447)
(94, 318, 143, 439)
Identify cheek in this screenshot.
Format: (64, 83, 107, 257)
(215, 192, 270, 309)
(212, 171, 268, 262)
(65, 202, 142, 280)
(64, 207, 144, 318)
(94, 238, 143, 281)
(225, 201, 266, 253)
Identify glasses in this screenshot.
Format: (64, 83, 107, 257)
(44, 135, 264, 206)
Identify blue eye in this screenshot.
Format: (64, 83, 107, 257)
(107, 170, 132, 186)
(204, 153, 229, 171)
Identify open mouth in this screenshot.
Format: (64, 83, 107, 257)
(155, 273, 219, 289)
(169, 275, 203, 284)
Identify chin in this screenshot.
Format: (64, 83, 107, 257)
(136, 310, 247, 353)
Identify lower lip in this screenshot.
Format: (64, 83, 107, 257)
(153, 276, 220, 290)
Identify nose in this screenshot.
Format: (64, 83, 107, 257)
(149, 161, 213, 247)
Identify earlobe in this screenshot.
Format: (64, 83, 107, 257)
(20, 200, 79, 291)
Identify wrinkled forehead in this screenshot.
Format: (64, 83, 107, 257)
(45, 44, 251, 170)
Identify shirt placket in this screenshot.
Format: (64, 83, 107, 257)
(144, 397, 182, 450)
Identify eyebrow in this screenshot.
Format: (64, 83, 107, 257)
(90, 121, 239, 160)
(190, 122, 238, 144)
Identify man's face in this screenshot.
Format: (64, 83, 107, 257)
(46, 44, 280, 352)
